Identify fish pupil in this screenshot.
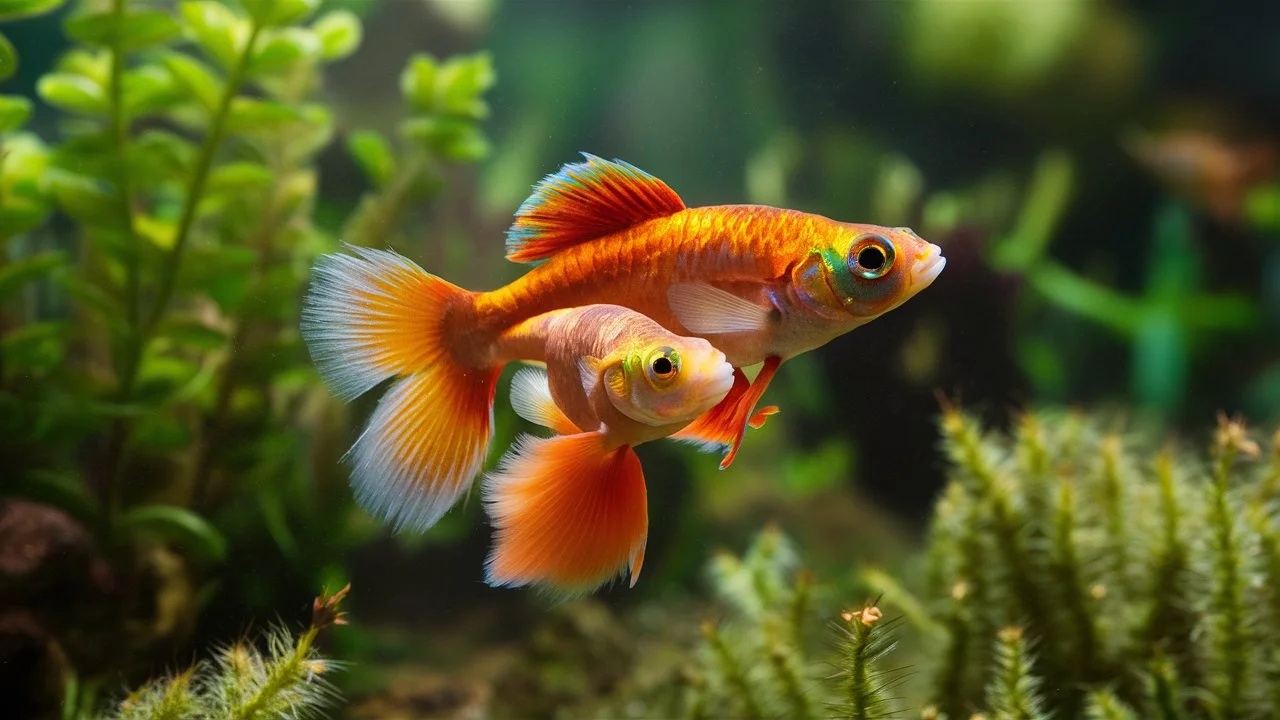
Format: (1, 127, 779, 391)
(858, 246, 886, 270)
(652, 357, 673, 375)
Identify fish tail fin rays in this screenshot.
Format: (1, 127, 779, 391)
(510, 366, 582, 435)
(301, 244, 500, 532)
(669, 357, 783, 469)
(504, 153, 686, 264)
(483, 432, 648, 594)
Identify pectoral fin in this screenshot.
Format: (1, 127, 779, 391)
(510, 366, 581, 436)
(667, 282, 771, 334)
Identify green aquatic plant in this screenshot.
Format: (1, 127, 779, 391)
(892, 404, 1280, 719)
(0, 0, 494, 710)
(103, 583, 350, 720)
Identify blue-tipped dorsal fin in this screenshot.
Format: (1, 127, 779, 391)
(504, 153, 686, 264)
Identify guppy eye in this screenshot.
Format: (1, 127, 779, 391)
(849, 234, 895, 280)
(648, 347, 680, 383)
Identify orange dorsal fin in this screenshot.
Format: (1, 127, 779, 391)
(504, 153, 685, 264)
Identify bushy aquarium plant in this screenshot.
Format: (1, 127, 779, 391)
(0, 0, 494, 713)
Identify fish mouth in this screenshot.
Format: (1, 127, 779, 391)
(694, 363, 736, 409)
(910, 244, 946, 291)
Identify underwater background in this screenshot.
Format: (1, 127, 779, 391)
(2, 0, 1279, 717)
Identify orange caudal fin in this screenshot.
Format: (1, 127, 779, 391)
(505, 153, 685, 264)
(670, 357, 782, 469)
(301, 245, 500, 532)
(483, 432, 648, 594)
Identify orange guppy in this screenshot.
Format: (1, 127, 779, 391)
(485, 304, 735, 593)
(300, 153, 946, 562)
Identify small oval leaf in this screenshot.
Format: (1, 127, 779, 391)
(0, 0, 68, 21)
(116, 504, 228, 562)
(312, 10, 360, 61)
(179, 1, 243, 69)
(160, 52, 223, 111)
(64, 9, 182, 52)
(225, 97, 304, 132)
(346, 129, 395, 187)
(0, 93, 32, 133)
(0, 31, 16, 82)
(36, 73, 107, 116)
(241, 0, 318, 27)
(249, 27, 320, 75)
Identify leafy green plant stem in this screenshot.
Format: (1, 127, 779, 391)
(107, 0, 141, 338)
(189, 179, 288, 508)
(227, 625, 319, 720)
(105, 18, 265, 526)
(1207, 438, 1248, 717)
(144, 19, 264, 335)
(702, 622, 763, 720)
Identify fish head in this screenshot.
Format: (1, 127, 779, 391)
(598, 336, 735, 427)
(792, 224, 945, 323)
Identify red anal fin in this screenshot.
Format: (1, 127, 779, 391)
(504, 153, 685, 264)
(670, 357, 783, 469)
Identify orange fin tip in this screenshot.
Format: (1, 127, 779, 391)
(669, 358, 782, 468)
(483, 432, 648, 595)
(504, 153, 686, 264)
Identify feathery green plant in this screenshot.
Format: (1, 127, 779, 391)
(105, 583, 350, 720)
(895, 404, 1280, 719)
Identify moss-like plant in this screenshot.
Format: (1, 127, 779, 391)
(575, 408, 1280, 720)
(899, 404, 1280, 719)
(105, 583, 350, 720)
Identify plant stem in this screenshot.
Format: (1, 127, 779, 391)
(144, 21, 263, 334)
(104, 20, 263, 526)
(108, 0, 141, 343)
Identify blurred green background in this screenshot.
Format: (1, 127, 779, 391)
(1, 0, 1278, 716)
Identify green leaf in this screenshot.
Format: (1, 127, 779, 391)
(206, 160, 274, 195)
(249, 27, 319, 75)
(241, 0, 318, 27)
(129, 129, 196, 184)
(0, 31, 15, 82)
(7, 470, 99, 525)
(0, 94, 31, 133)
(0, 0, 67, 22)
(53, 48, 108, 85)
(312, 10, 360, 61)
(64, 9, 181, 52)
(0, 251, 65, 300)
(437, 52, 494, 120)
(401, 116, 489, 162)
(116, 505, 228, 562)
(47, 170, 120, 227)
(1, 321, 68, 373)
(225, 96, 304, 132)
(346, 129, 394, 187)
(399, 53, 437, 112)
(122, 65, 184, 117)
(36, 73, 107, 116)
(179, 1, 244, 69)
(156, 317, 227, 351)
(160, 52, 223, 111)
